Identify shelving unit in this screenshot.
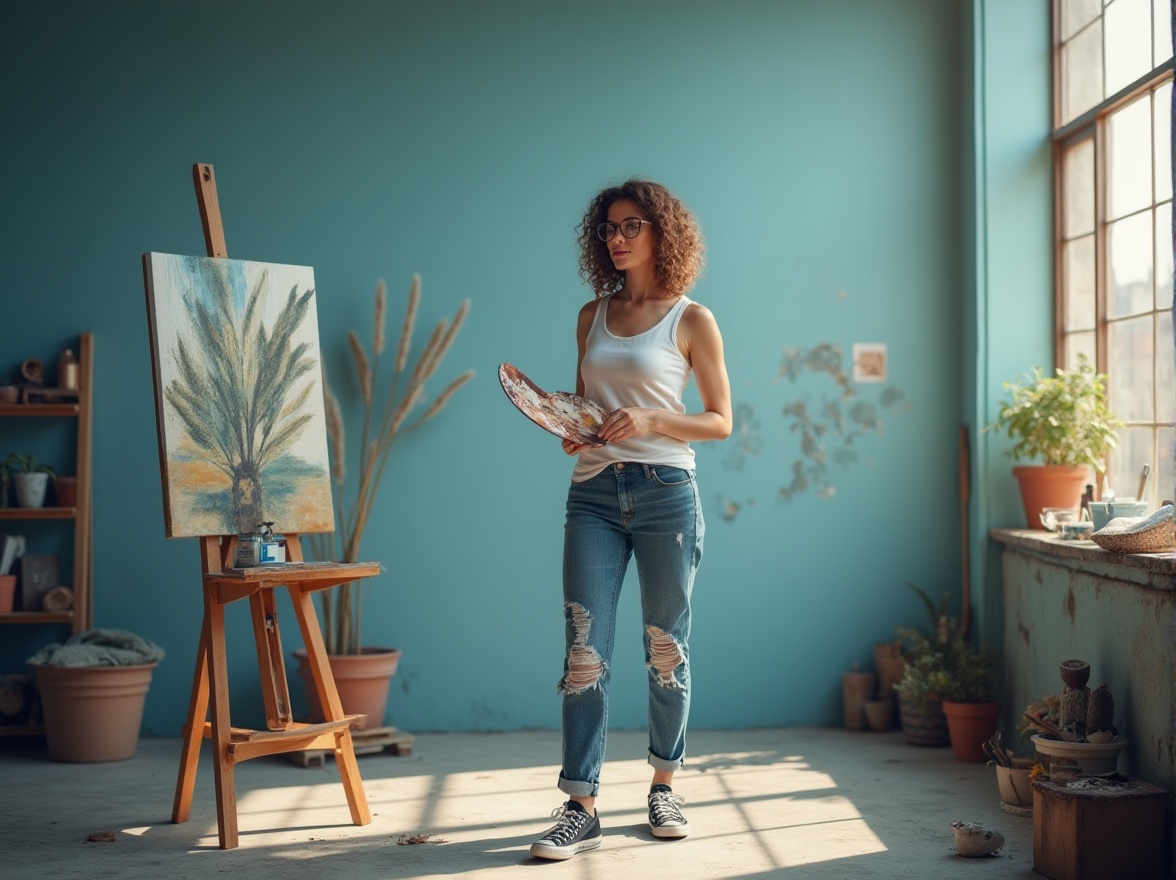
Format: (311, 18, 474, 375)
(0, 333, 93, 736)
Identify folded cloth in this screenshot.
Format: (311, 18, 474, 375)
(27, 628, 165, 668)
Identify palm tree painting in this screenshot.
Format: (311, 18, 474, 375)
(143, 253, 334, 539)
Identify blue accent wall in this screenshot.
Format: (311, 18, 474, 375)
(0, 0, 1051, 736)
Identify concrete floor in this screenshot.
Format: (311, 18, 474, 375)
(0, 727, 1039, 879)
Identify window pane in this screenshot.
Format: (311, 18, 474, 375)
(1155, 83, 1172, 202)
(1108, 314, 1154, 420)
(1105, 425, 1152, 501)
(1108, 211, 1155, 316)
(1155, 0, 1174, 67)
(1157, 202, 1173, 309)
(1108, 97, 1153, 219)
(1158, 427, 1175, 507)
(1063, 21, 1104, 123)
(1105, 0, 1152, 96)
(1065, 235, 1098, 329)
(1064, 330, 1097, 369)
(1063, 138, 1096, 237)
(1106, 426, 1154, 503)
(1063, 0, 1102, 40)
(1158, 309, 1174, 421)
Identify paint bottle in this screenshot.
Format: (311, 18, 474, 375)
(1080, 484, 1093, 521)
(57, 349, 78, 391)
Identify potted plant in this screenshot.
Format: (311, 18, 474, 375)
(987, 354, 1122, 528)
(5, 453, 56, 508)
(893, 584, 954, 747)
(940, 637, 1001, 763)
(295, 275, 474, 729)
(26, 628, 165, 762)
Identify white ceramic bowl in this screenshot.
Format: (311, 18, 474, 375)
(1031, 734, 1127, 775)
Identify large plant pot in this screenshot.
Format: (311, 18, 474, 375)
(33, 663, 157, 762)
(1012, 465, 1089, 529)
(294, 647, 401, 730)
(942, 700, 1002, 762)
(898, 694, 949, 746)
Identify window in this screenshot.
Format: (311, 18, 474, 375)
(1054, 0, 1174, 507)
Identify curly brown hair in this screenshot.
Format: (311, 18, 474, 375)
(577, 179, 705, 299)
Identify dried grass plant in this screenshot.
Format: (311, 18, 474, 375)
(311, 275, 473, 654)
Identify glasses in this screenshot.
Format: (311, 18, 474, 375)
(596, 218, 654, 241)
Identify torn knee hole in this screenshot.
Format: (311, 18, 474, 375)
(647, 625, 685, 685)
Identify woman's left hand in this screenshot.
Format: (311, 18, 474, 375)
(598, 407, 656, 444)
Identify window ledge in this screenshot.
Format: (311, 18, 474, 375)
(990, 528, 1176, 591)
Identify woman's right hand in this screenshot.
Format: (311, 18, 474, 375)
(562, 438, 588, 456)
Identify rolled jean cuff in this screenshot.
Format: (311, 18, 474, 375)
(647, 751, 683, 773)
(558, 773, 599, 798)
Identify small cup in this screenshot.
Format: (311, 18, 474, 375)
(1089, 500, 1149, 531)
(1040, 507, 1078, 532)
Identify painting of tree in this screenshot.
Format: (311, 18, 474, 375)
(143, 253, 334, 538)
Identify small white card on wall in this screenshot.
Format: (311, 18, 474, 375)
(853, 343, 888, 383)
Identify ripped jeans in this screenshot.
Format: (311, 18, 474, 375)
(557, 462, 704, 798)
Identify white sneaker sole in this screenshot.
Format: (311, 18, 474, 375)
(529, 836, 602, 860)
(650, 823, 690, 839)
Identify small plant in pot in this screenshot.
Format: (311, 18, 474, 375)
(893, 584, 955, 747)
(939, 637, 1002, 763)
(5, 453, 56, 509)
(296, 276, 474, 729)
(986, 354, 1121, 528)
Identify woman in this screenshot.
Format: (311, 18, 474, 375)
(530, 179, 731, 860)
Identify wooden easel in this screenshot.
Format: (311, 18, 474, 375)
(169, 163, 382, 849)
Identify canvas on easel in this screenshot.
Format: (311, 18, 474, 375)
(143, 253, 334, 538)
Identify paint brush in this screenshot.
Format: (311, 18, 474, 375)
(1136, 464, 1150, 501)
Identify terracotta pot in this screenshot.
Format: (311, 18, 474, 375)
(1012, 465, 1090, 529)
(841, 670, 875, 730)
(0, 574, 15, 613)
(294, 647, 401, 730)
(33, 663, 157, 762)
(898, 694, 949, 746)
(873, 642, 906, 699)
(864, 698, 895, 731)
(53, 476, 77, 508)
(942, 700, 1002, 762)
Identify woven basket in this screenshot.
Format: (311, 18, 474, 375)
(1090, 504, 1176, 553)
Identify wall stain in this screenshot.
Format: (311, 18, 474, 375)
(1064, 588, 1076, 621)
(713, 341, 910, 521)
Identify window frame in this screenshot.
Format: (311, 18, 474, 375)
(1051, 0, 1174, 505)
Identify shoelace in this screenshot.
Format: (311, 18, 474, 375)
(543, 803, 589, 844)
(648, 790, 686, 824)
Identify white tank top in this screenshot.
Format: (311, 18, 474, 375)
(572, 294, 696, 482)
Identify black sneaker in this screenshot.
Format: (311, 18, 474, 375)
(648, 784, 689, 838)
(529, 800, 602, 860)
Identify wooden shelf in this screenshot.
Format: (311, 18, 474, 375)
(0, 404, 78, 418)
(0, 507, 76, 520)
(0, 334, 92, 740)
(0, 611, 74, 624)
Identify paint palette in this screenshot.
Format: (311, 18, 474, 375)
(498, 363, 608, 446)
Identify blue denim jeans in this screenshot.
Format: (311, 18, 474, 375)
(557, 462, 704, 797)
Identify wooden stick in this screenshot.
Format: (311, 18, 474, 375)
(959, 426, 971, 639)
(192, 164, 228, 258)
